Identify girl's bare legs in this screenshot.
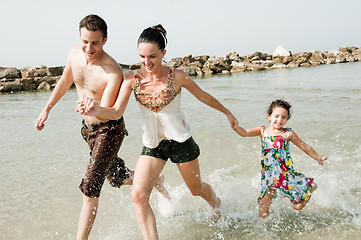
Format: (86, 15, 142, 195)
(258, 189, 276, 218)
(292, 182, 318, 210)
(131, 156, 167, 240)
(177, 159, 221, 220)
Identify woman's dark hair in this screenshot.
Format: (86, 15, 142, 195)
(137, 24, 167, 51)
(267, 99, 292, 119)
(79, 14, 108, 39)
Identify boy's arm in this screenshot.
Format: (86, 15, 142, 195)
(35, 54, 74, 130)
(288, 130, 327, 165)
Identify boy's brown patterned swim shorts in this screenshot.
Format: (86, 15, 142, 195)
(79, 117, 131, 198)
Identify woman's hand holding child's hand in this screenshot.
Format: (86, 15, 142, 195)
(226, 112, 239, 130)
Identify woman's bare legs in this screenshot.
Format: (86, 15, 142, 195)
(131, 156, 167, 240)
(122, 170, 170, 200)
(132, 156, 221, 240)
(177, 158, 221, 220)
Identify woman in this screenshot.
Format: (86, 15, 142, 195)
(77, 24, 238, 240)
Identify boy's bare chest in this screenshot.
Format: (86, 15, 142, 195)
(72, 64, 107, 95)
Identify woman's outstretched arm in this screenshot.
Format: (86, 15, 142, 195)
(176, 69, 238, 129)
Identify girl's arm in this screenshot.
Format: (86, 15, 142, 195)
(77, 74, 134, 120)
(176, 69, 238, 129)
(288, 130, 327, 165)
(234, 125, 263, 137)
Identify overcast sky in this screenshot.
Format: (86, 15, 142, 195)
(1, 0, 360, 68)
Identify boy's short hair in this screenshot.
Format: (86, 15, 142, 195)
(79, 14, 107, 39)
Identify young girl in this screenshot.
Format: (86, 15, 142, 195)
(234, 99, 327, 218)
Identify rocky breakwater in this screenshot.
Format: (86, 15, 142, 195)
(0, 66, 64, 92)
(159, 46, 360, 76)
(0, 63, 130, 93)
(1, 46, 360, 93)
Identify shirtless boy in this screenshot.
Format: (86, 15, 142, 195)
(35, 15, 167, 240)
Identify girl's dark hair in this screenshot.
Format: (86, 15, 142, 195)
(79, 14, 107, 39)
(137, 24, 167, 51)
(267, 99, 292, 119)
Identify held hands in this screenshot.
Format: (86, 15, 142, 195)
(76, 97, 99, 116)
(226, 112, 239, 130)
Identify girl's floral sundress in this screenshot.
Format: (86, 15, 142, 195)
(259, 127, 314, 204)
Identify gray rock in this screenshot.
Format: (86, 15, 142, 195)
(339, 46, 354, 54)
(252, 60, 275, 68)
(129, 63, 142, 70)
(182, 54, 195, 66)
(247, 51, 268, 61)
(37, 81, 51, 91)
(287, 61, 300, 68)
(231, 61, 247, 72)
(20, 78, 37, 91)
(166, 58, 182, 68)
(0, 67, 21, 78)
(309, 51, 326, 65)
(271, 64, 287, 69)
(193, 55, 210, 64)
(226, 51, 243, 62)
(273, 56, 293, 65)
(178, 66, 198, 76)
(272, 45, 292, 57)
(352, 48, 361, 61)
(47, 66, 64, 76)
(0, 79, 22, 92)
(21, 67, 47, 78)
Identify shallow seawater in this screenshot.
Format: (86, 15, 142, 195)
(1, 62, 360, 239)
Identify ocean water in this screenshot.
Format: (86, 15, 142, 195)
(1, 62, 360, 240)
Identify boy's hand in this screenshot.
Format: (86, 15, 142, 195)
(76, 97, 99, 116)
(35, 111, 48, 131)
(76, 99, 86, 114)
